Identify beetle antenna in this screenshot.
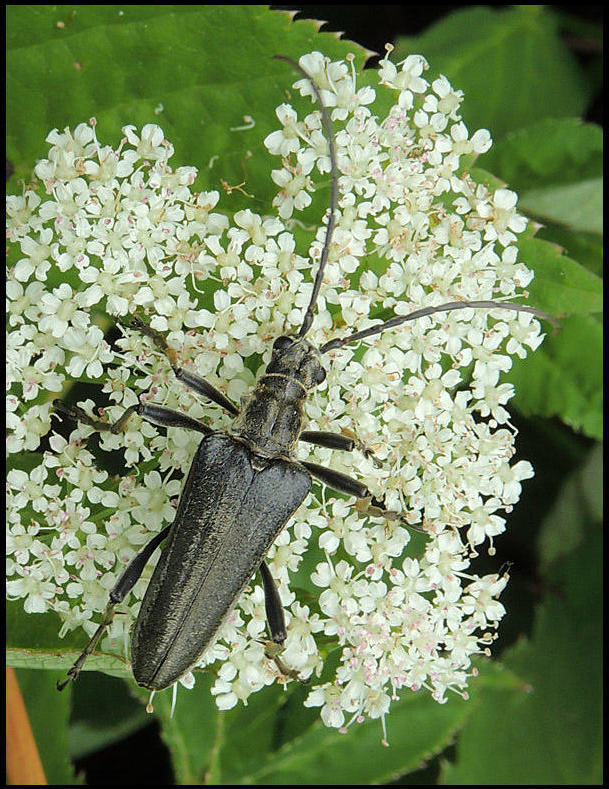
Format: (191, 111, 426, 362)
(274, 54, 338, 338)
(320, 300, 559, 353)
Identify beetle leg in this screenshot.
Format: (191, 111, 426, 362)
(53, 399, 212, 435)
(173, 368, 239, 416)
(258, 561, 308, 684)
(57, 526, 171, 690)
(259, 560, 286, 644)
(299, 430, 355, 452)
(118, 315, 239, 416)
(136, 404, 214, 434)
(56, 609, 114, 691)
(301, 461, 370, 499)
(301, 462, 426, 534)
(299, 429, 382, 466)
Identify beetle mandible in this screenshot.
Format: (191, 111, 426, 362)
(55, 55, 557, 694)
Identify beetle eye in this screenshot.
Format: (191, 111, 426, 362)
(273, 336, 293, 352)
(315, 367, 327, 384)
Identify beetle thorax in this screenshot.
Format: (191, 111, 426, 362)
(230, 336, 326, 457)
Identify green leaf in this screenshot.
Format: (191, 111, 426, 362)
(131, 666, 493, 785)
(519, 178, 602, 235)
(6, 599, 129, 677)
(133, 672, 220, 784)
(476, 118, 603, 274)
(232, 688, 473, 785)
(441, 454, 602, 785)
(519, 236, 602, 316)
(481, 118, 602, 191)
(68, 672, 150, 759)
(509, 314, 602, 440)
(501, 236, 602, 439)
(7, 4, 368, 203)
(535, 225, 602, 279)
(16, 667, 83, 785)
(394, 6, 589, 139)
(537, 443, 603, 570)
(210, 681, 293, 784)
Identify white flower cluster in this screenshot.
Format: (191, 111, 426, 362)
(6, 50, 543, 734)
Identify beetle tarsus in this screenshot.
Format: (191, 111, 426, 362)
(362, 495, 427, 534)
(118, 312, 240, 416)
(263, 641, 307, 685)
(52, 398, 141, 434)
(117, 313, 180, 368)
(339, 428, 383, 468)
(56, 675, 73, 692)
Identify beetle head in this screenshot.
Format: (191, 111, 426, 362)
(266, 335, 327, 390)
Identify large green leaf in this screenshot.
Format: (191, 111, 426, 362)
(138, 649, 479, 785)
(481, 117, 602, 192)
(394, 6, 589, 139)
(519, 236, 603, 317)
(520, 178, 602, 235)
(7, 4, 368, 206)
(536, 225, 603, 279)
(223, 684, 473, 785)
(492, 233, 603, 439)
(16, 668, 83, 785)
(509, 312, 602, 440)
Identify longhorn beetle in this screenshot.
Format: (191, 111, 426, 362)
(55, 55, 557, 694)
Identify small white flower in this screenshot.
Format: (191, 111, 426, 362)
(271, 162, 314, 219)
(62, 325, 113, 379)
(14, 228, 54, 282)
(264, 104, 303, 156)
(122, 123, 171, 161)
